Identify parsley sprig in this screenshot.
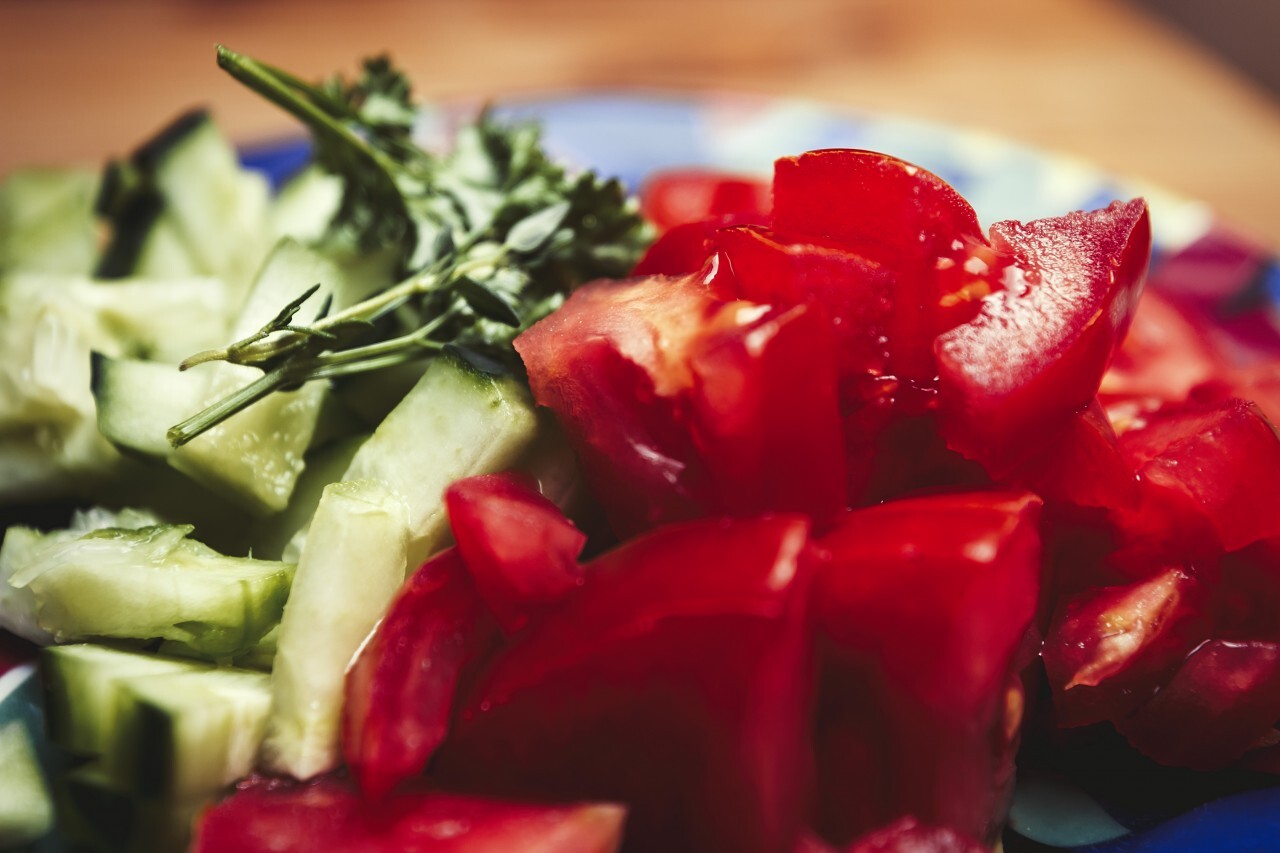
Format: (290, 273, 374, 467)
(167, 46, 651, 447)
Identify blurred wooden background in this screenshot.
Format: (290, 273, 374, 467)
(2, 0, 1278, 245)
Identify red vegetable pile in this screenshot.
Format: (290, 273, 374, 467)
(194, 149, 1280, 852)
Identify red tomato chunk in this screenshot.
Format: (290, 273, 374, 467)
(196, 147, 1280, 852)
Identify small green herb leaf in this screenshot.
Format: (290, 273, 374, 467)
(444, 343, 509, 376)
(456, 277, 521, 327)
(505, 200, 571, 254)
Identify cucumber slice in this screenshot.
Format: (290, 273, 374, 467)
(39, 643, 206, 757)
(107, 666, 271, 800)
(0, 718, 54, 846)
(55, 761, 203, 853)
(0, 272, 229, 440)
(92, 354, 208, 459)
(41, 644, 270, 848)
(269, 163, 342, 243)
(259, 479, 410, 780)
(169, 239, 347, 513)
(150, 115, 271, 300)
(0, 167, 100, 276)
(252, 433, 368, 562)
(1, 507, 162, 644)
(97, 110, 271, 300)
(7, 521, 293, 658)
(296, 354, 539, 567)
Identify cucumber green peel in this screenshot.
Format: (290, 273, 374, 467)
(166, 47, 652, 447)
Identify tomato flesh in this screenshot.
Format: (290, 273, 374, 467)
(811, 491, 1042, 845)
(1042, 566, 1211, 727)
(639, 168, 771, 234)
(436, 515, 816, 853)
(343, 549, 497, 800)
(445, 472, 586, 634)
(935, 200, 1151, 473)
(192, 776, 626, 853)
(515, 274, 846, 536)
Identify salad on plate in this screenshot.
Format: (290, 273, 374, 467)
(1, 46, 1279, 853)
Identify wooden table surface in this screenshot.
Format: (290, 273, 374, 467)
(3, 0, 1279, 247)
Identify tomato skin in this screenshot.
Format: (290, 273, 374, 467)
(772, 149, 985, 387)
(445, 472, 586, 635)
(771, 149, 982, 263)
(811, 491, 1042, 845)
(342, 549, 497, 800)
(1117, 398, 1280, 557)
(639, 168, 771, 234)
(191, 775, 627, 853)
(515, 274, 847, 536)
(1117, 638, 1280, 771)
(631, 213, 752, 277)
(436, 515, 817, 853)
(934, 200, 1151, 475)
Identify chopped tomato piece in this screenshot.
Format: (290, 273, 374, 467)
(1117, 638, 1280, 770)
(1042, 566, 1211, 727)
(343, 549, 497, 800)
(812, 491, 1042, 845)
(192, 775, 626, 853)
(772, 149, 986, 387)
(1010, 398, 1139, 514)
(631, 213, 750, 277)
(771, 149, 982, 265)
(516, 274, 846, 536)
(639, 168, 771, 233)
(436, 515, 816, 853)
(1117, 398, 1280, 557)
(934, 200, 1151, 474)
(445, 472, 586, 634)
(1100, 289, 1220, 419)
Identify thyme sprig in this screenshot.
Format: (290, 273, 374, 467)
(167, 47, 651, 447)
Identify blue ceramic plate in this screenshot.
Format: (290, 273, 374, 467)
(6, 92, 1279, 851)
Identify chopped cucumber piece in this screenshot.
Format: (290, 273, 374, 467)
(150, 115, 271, 299)
(41, 644, 270, 850)
(269, 163, 342, 243)
(97, 110, 271, 301)
(0, 718, 54, 846)
(6, 521, 292, 658)
(39, 643, 205, 757)
(169, 239, 349, 513)
(260, 478, 410, 780)
(55, 761, 203, 853)
(0, 272, 232, 499)
(107, 666, 271, 800)
(0, 167, 100, 276)
(252, 433, 368, 562)
(293, 354, 539, 567)
(92, 354, 208, 459)
(1, 507, 161, 644)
